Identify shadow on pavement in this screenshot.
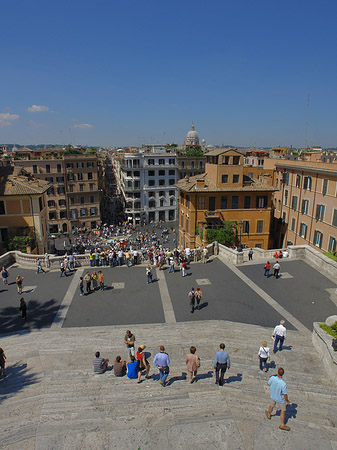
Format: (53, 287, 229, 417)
(196, 370, 214, 381)
(0, 362, 40, 404)
(167, 372, 187, 385)
(225, 373, 243, 384)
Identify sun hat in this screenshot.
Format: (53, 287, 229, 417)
(139, 344, 146, 350)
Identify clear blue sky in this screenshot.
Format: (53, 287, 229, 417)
(1, 0, 337, 148)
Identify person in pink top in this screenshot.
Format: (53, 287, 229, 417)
(185, 346, 200, 383)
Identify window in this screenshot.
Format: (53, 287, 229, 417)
(90, 207, 96, 216)
(149, 191, 155, 198)
(291, 196, 298, 210)
(148, 170, 155, 177)
(222, 155, 229, 165)
(80, 197, 85, 204)
(48, 200, 55, 207)
(313, 230, 323, 248)
(221, 174, 228, 184)
(71, 209, 77, 219)
(46, 164, 50, 173)
(160, 199, 164, 207)
(169, 190, 175, 196)
(284, 190, 288, 206)
(58, 199, 66, 207)
(242, 221, 249, 233)
(158, 159, 165, 165)
(60, 210, 66, 219)
(33, 165, 37, 174)
(170, 198, 174, 206)
(159, 170, 165, 176)
(159, 179, 165, 186)
(70, 197, 75, 205)
(233, 156, 240, 165)
(282, 212, 287, 223)
(256, 196, 268, 208)
(299, 223, 308, 239)
(181, 161, 185, 169)
(169, 158, 175, 165)
(301, 199, 309, 215)
(67, 163, 73, 169)
(169, 210, 175, 220)
(186, 195, 190, 208)
(57, 187, 65, 195)
(47, 187, 54, 196)
(303, 176, 312, 190)
(296, 174, 301, 188)
(180, 192, 184, 203)
(49, 211, 57, 220)
(322, 178, 328, 195)
(209, 196, 215, 211)
(316, 204, 325, 222)
(148, 159, 154, 165)
(282, 172, 289, 185)
(191, 161, 195, 168)
(89, 183, 94, 191)
(90, 196, 94, 203)
(80, 208, 86, 217)
(169, 169, 175, 175)
(134, 171, 140, 177)
(291, 217, 296, 232)
(77, 162, 84, 168)
(159, 191, 165, 197)
(87, 162, 94, 168)
(77, 173, 83, 181)
(278, 200, 281, 211)
(149, 180, 155, 186)
(244, 196, 251, 209)
(87, 172, 93, 180)
(56, 176, 64, 183)
(233, 174, 239, 184)
(149, 200, 155, 208)
(79, 184, 84, 192)
(328, 236, 337, 252)
(68, 173, 74, 181)
(169, 179, 175, 185)
(198, 196, 205, 209)
(220, 196, 228, 209)
(46, 177, 54, 183)
(332, 209, 337, 228)
(57, 164, 62, 173)
(256, 220, 263, 233)
(186, 217, 189, 233)
(232, 196, 239, 209)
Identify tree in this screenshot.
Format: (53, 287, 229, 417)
(8, 236, 34, 253)
(205, 221, 237, 247)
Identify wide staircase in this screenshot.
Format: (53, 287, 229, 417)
(0, 321, 336, 450)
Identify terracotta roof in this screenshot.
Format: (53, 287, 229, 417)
(205, 148, 243, 157)
(176, 172, 275, 193)
(0, 167, 49, 196)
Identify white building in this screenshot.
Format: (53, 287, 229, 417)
(114, 148, 178, 224)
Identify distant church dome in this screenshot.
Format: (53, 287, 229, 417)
(185, 123, 199, 146)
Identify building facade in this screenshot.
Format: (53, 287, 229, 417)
(13, 148, 101, 233)
(176, 149, 275, 249)
(264, 159, 337, 252)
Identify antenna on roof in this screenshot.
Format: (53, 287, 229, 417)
(305, 93, 310, 149)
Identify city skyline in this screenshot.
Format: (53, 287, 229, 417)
(1, 0, 337, 148)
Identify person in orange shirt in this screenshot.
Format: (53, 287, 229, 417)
(98, 271, 104, 291)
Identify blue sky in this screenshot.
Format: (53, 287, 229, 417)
(1, 0, 337, 148)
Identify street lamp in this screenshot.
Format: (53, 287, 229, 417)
(238, 221, 243, 252)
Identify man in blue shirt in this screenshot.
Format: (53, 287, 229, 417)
(213, 343, 230, 386)
(153, 345, 170, 387)
(265, 367, 291, 431)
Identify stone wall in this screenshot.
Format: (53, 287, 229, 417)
(312, 322, 337, 383)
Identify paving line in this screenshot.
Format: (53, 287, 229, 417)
(219, 256, 309, 334)
(156, 268, 176, 324)
(50, 269, 83, 329)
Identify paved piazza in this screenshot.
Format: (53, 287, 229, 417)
(1, 257, 336, 334)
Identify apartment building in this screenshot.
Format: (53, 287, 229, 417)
(13, 148, 101, 233)
(176, 153, 206, 179)
(264, 159, 337, 252)
(176, 148, 275, 249)
(0, 166, 49, 253)
(114, 148, 178, 224)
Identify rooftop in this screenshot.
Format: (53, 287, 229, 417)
(0, 167, 49, 196)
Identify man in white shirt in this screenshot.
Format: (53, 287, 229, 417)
(272, 320, 287, 353)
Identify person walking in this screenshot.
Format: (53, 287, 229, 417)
(78, 276, 84, 296)
(16, 275, 23, 294)
(273, 262, 281, 279)
(182, 260, 187, 277)
(84, 272, 92, 294)
(146, 265, 153, 284)
(98, 270, 104, 290)
(44, 253, 50, 269)
(258, 341, 270, 372)
(92, 271, 98, 291)
(272, 320, 287, 353)
(264, 261, 271, 278)
(265, 367, 291, 431)
(248, 248, 254, 261)
(188, 288, 196, 313)
(136, 345, 150, 383)
(185, 346, 200, 383)
(213, 343, 230, 386)
(124, 330, 136, 358)
(37, 259, 45, 274)
(153, 345, 170, 387)
(1, 266, 9, 287)
(0, 347, 6, 378)
(168, 256, 175, 273)
(89, 252, 94, 267)
(60, 261, 67, 277)
(195, 287, 203, 310)
(19, 297, 27, 319)
(202, 247, 208, 264)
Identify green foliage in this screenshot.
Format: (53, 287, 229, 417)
(319, 322, 337, 338)
(184, 145, 204, 157)
(8, 236, 34, 252)
(323, 251, 337, 262)
(205, 221, 237, 247)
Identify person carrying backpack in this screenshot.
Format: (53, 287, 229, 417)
(188, 288, 196, 313)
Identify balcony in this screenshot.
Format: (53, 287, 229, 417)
(204, 211, 223, 221)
